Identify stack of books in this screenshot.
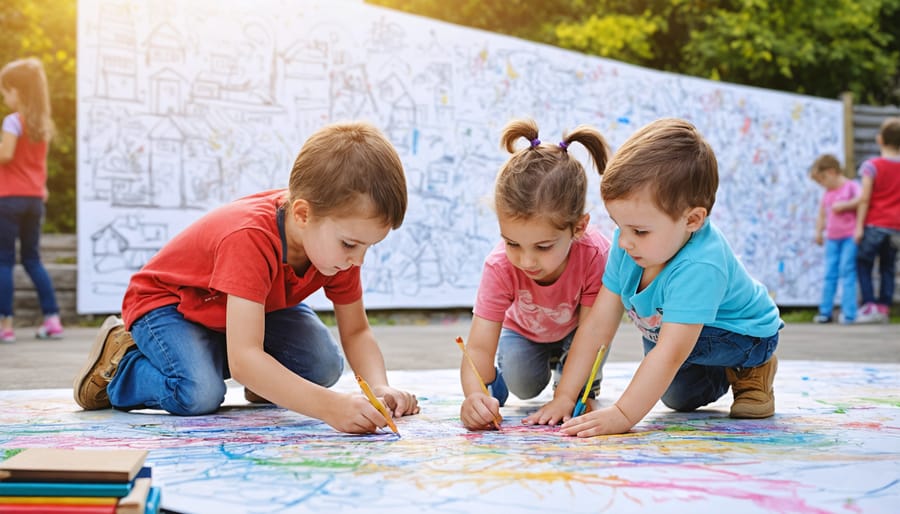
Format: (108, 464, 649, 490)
(0, 448, 160, 514)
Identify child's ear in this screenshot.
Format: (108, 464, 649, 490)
(572, 213, 590, 239)
(685, 207, 707, 232)
(291, 199, 311, 226)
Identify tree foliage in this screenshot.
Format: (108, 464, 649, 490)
(2, 1, 898, 233)
(1, 1, 76, 233)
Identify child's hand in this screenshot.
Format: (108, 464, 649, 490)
(460, 392, 502, 431)
(522, 397, 577, 426)
(324, 393, 395, 434)
(374, 385, 420, 416)
(559, 404, 633, 437)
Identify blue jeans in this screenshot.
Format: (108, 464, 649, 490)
(492, 327, 607, 404)
(642, 324, 780, 412)
(0, 196, 59, 317)
(108, 303, 344, 415)
(856, 226, 899, 306)
(820, 237, 858, 320)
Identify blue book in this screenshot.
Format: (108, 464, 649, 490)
(144, 487, 161, 514)
(0, 481, 132, 498)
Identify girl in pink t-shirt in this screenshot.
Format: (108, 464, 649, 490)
(810, 154, 861, 324)
(460, 119, 612, 431)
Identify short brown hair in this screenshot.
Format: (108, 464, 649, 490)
(810, 154, 843, 177)
(601, 118, 718, 219)
(288, 122, 407, 228)
(879, 117, 900, 148)
(495, 119, 609, 230)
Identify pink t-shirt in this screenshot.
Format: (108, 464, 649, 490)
(473, 225, 611, 342)
(821, 179, 861, 239)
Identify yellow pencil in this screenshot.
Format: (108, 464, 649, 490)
(355, 374, 400, 436)
(456, 336, 502, 430)
(573, 344, 607, 417)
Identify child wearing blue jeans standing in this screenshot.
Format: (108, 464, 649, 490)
(460, 119, 612, 431)
(0, 58, 64, 342)
(74, 122, 419, 434)
(545, 118, 782, 437)
(853, 117, 900, 324)
(809, 154, 860, 324)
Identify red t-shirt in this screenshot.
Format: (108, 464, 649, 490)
(121, 189, 362, 331)
(0, 113, 48, 198)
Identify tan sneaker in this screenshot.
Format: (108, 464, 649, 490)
(726, 355, 777, 419)
(244, 388, 272, 404)
(73, 316, 136, 410)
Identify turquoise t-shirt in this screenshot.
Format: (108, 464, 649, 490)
(602, 220, 781, 342)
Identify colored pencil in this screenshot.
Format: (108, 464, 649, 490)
(572, 344, 607, 417)
(355, 374, 400, 436)
(455, 337, 502, 430)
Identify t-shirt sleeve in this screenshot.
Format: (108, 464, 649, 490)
(579, 238, 609, 307)
(472, 260, 514, 323)
(659, 261, 727, 324)
(208, 230, 280, 303)
(324, 266, 363, 305)
(601, 230, 624, 296)
(858, 159, 877, 180)
(1, 113, 22, 136)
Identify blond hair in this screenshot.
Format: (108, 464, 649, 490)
(809, 154, 843, 177)
(288, 122, 406, 228)
(0, 58, 55, 142)
(601, 118, 717, 219)
(495, 119, 609, 230)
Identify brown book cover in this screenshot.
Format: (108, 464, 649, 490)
(0, 449, 148, 483)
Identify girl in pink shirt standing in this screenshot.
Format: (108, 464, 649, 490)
(460, 119, 612, 431)
(810, 154, 861, 324)
(0, 58, 63, 342)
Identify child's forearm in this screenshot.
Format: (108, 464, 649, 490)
(613, 343, 688, 427)
(460, 344, 497, 397)
(342, 330, 390, 388)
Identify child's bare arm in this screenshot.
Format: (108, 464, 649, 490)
(814, 203, 826, 245)
(0, 130, 18, 164)
(225, 295, 388, 434)
(459, 315, 503, 430)
(560, 321, 701, 437)
(523, 286, 623, 426)
(335, 299, 419, 417)
(854, 176, 874, 242)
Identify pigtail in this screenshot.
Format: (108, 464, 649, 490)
(562, 126, 610, 176)
(500, 119, 540, 154)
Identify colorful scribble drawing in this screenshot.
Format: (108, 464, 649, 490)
(1, 361, 897, 513)
(77, 0, 842, 313)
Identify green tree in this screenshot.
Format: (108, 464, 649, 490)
(1, 1, 77, 233)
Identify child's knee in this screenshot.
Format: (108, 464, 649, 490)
(168, 381, 226, 416)
(306, 351, 343, 387)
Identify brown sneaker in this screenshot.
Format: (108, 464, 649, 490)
(244, 388, 272, 404)
(73, 316, 136, 410)
(726, 355, 778, 419)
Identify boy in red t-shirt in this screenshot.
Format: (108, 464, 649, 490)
(74, 122, 419, 434)
(853, 117, 900, 323)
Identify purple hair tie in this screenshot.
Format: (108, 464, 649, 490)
(558, 141, 569, 151)
(530, 138, 541, 148)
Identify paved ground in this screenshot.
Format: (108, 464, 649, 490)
(0, 319, 897, 390)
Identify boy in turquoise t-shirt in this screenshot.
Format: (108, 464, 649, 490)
(529, 118, 782, 436)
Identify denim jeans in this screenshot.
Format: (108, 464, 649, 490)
(856, 226, 899, 306)
(820, 237, 858, 320)
(0, 196, 59, 317)
(108, 303, 344, 415)
(642, 324, 780, 412)
(493, 327, 607, 403)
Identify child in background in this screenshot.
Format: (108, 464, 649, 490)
(853, 116, 900, 324)
(74, 122, 419, 434)
(0, 58, 64, 342)
(809, 154, 860, 324)
(552, 118, 782, 437)
(460, 119, 612, 431)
